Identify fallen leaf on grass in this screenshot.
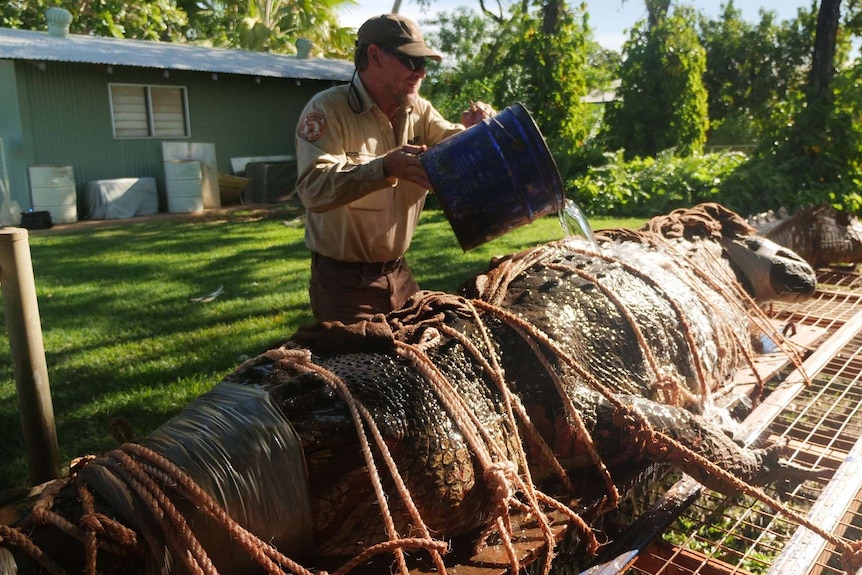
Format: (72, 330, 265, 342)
(189, 285, 224, 303)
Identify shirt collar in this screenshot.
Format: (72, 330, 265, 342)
(352, 74, 413, 117)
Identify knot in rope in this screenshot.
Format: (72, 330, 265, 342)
(612, 406, 654, 451)
(234, 344, 313, 374)
(78, 512, 103, 534)
(485, 461, 518, 506)
(651, 370, 683, 405)
(841, 539, 862, 574)
(413, 327, 442, 352)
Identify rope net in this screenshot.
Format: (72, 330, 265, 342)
(4, 203, 858, 574)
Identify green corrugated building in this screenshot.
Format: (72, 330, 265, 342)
(0, 9, 353, 223)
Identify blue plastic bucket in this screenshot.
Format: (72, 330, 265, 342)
(420, 103, 564, 251)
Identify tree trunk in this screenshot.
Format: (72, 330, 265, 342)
(791, 0, 843, 183)
(542, 0, 564, 34)
(809, 0, 842, 105)
(646, 0, 670, 28)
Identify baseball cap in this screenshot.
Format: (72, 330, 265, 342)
(357, 14, 442, 62)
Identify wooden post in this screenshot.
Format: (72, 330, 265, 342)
(0, 226, 61, 484)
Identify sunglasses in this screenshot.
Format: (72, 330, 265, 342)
(380, 46, 427, 72)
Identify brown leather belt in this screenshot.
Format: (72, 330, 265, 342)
(312, 252, 404, 275)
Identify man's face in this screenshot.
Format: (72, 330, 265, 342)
(373, 45, 427, 108)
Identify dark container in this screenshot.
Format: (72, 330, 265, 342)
(420, 103, 564, 251)
(20, 210, 53, 230)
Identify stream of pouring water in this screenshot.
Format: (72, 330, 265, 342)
(558, 198, 599, 249)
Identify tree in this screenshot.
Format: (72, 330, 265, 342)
(765, 0, 862, 207)
(424, 2, 595, 177)
(229, 0, 358, 56)
(422, 7, 499, 120)
(1, 0, 189, 41)
(0, 0, 357, 56)
(698, 2, 813, 148)
(791, 0, 845, 167)
(810, 0, 842, 101)
(603, 4, 708, 159)
(718, 0, 862, 213)
(1, 1, 49, 29)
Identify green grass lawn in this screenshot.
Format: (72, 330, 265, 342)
(0, 202, 645, 493)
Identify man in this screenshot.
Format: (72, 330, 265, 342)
(294, 13, 493, 324)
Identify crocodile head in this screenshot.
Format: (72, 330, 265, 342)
(721, 234, 817, 302)
(641, 203, 817, 303)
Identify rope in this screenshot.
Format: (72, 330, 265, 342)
(99, 448, 218, 575)
(76, 479, 98, 575)
(273, 346, 448, 575)
(611, 402, 862, 570)
(0, 525, 68, 575)
(0, 204, 845, 575)
(332, 538, 448, 575)
(472, 299, 622, 510)
(467, 243, 862, 572)
(120, 442, 317, 575)
(437, 323, 575, 493)
(436, 296, 562, 572)
(646, 231, 812, 397)
(545, 260, 701, 406)
(597, 221, 809, 401)
(554, 247, 713, 400)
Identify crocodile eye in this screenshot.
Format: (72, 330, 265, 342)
(754, 237, 808, 264)
(744, 238, 763, 251)
(775, 246, 807, 263)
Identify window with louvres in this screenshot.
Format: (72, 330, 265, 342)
(109, 83, 189, 139)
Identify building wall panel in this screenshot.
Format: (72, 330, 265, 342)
(12, 60, 340, 213)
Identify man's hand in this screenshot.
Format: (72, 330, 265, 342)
(461, 101, 496, 127)
(383, 144, 431, 189)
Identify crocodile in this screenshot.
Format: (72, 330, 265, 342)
(749, 203, 862, 267)
(2, 203, 832, 575)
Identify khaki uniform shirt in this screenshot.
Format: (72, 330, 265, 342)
(295, 76, 464, 263)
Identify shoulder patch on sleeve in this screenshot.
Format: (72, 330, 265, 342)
(300, 112, 326, 142)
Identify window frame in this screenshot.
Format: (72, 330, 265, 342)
(108, 83, 191, 140)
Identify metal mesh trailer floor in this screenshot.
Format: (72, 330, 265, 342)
(580, 268, 862, 575)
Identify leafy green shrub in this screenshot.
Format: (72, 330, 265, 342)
(567, 144, 862, 219)
(567, 149, 748, 217)
(603, 6, 709, 160)
(722, 63, 862, 215)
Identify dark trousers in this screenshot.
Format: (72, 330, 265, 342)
(309, 252, 420, 324)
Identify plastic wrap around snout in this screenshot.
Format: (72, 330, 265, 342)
(80, 382, 313, 574)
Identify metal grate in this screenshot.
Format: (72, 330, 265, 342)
(770, 270, 862, 332)
(584, 268, 862, 575)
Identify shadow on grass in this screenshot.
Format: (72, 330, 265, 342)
(0, 206, 315, 491)
(0, 203, 568, 492)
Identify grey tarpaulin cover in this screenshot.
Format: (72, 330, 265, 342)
(86, 178, 159, 219)
(80, 381, 313, 574)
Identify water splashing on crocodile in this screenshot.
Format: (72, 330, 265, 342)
(559, 198, 599, 250)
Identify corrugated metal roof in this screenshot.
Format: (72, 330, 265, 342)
(0, 26, 355, 82)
